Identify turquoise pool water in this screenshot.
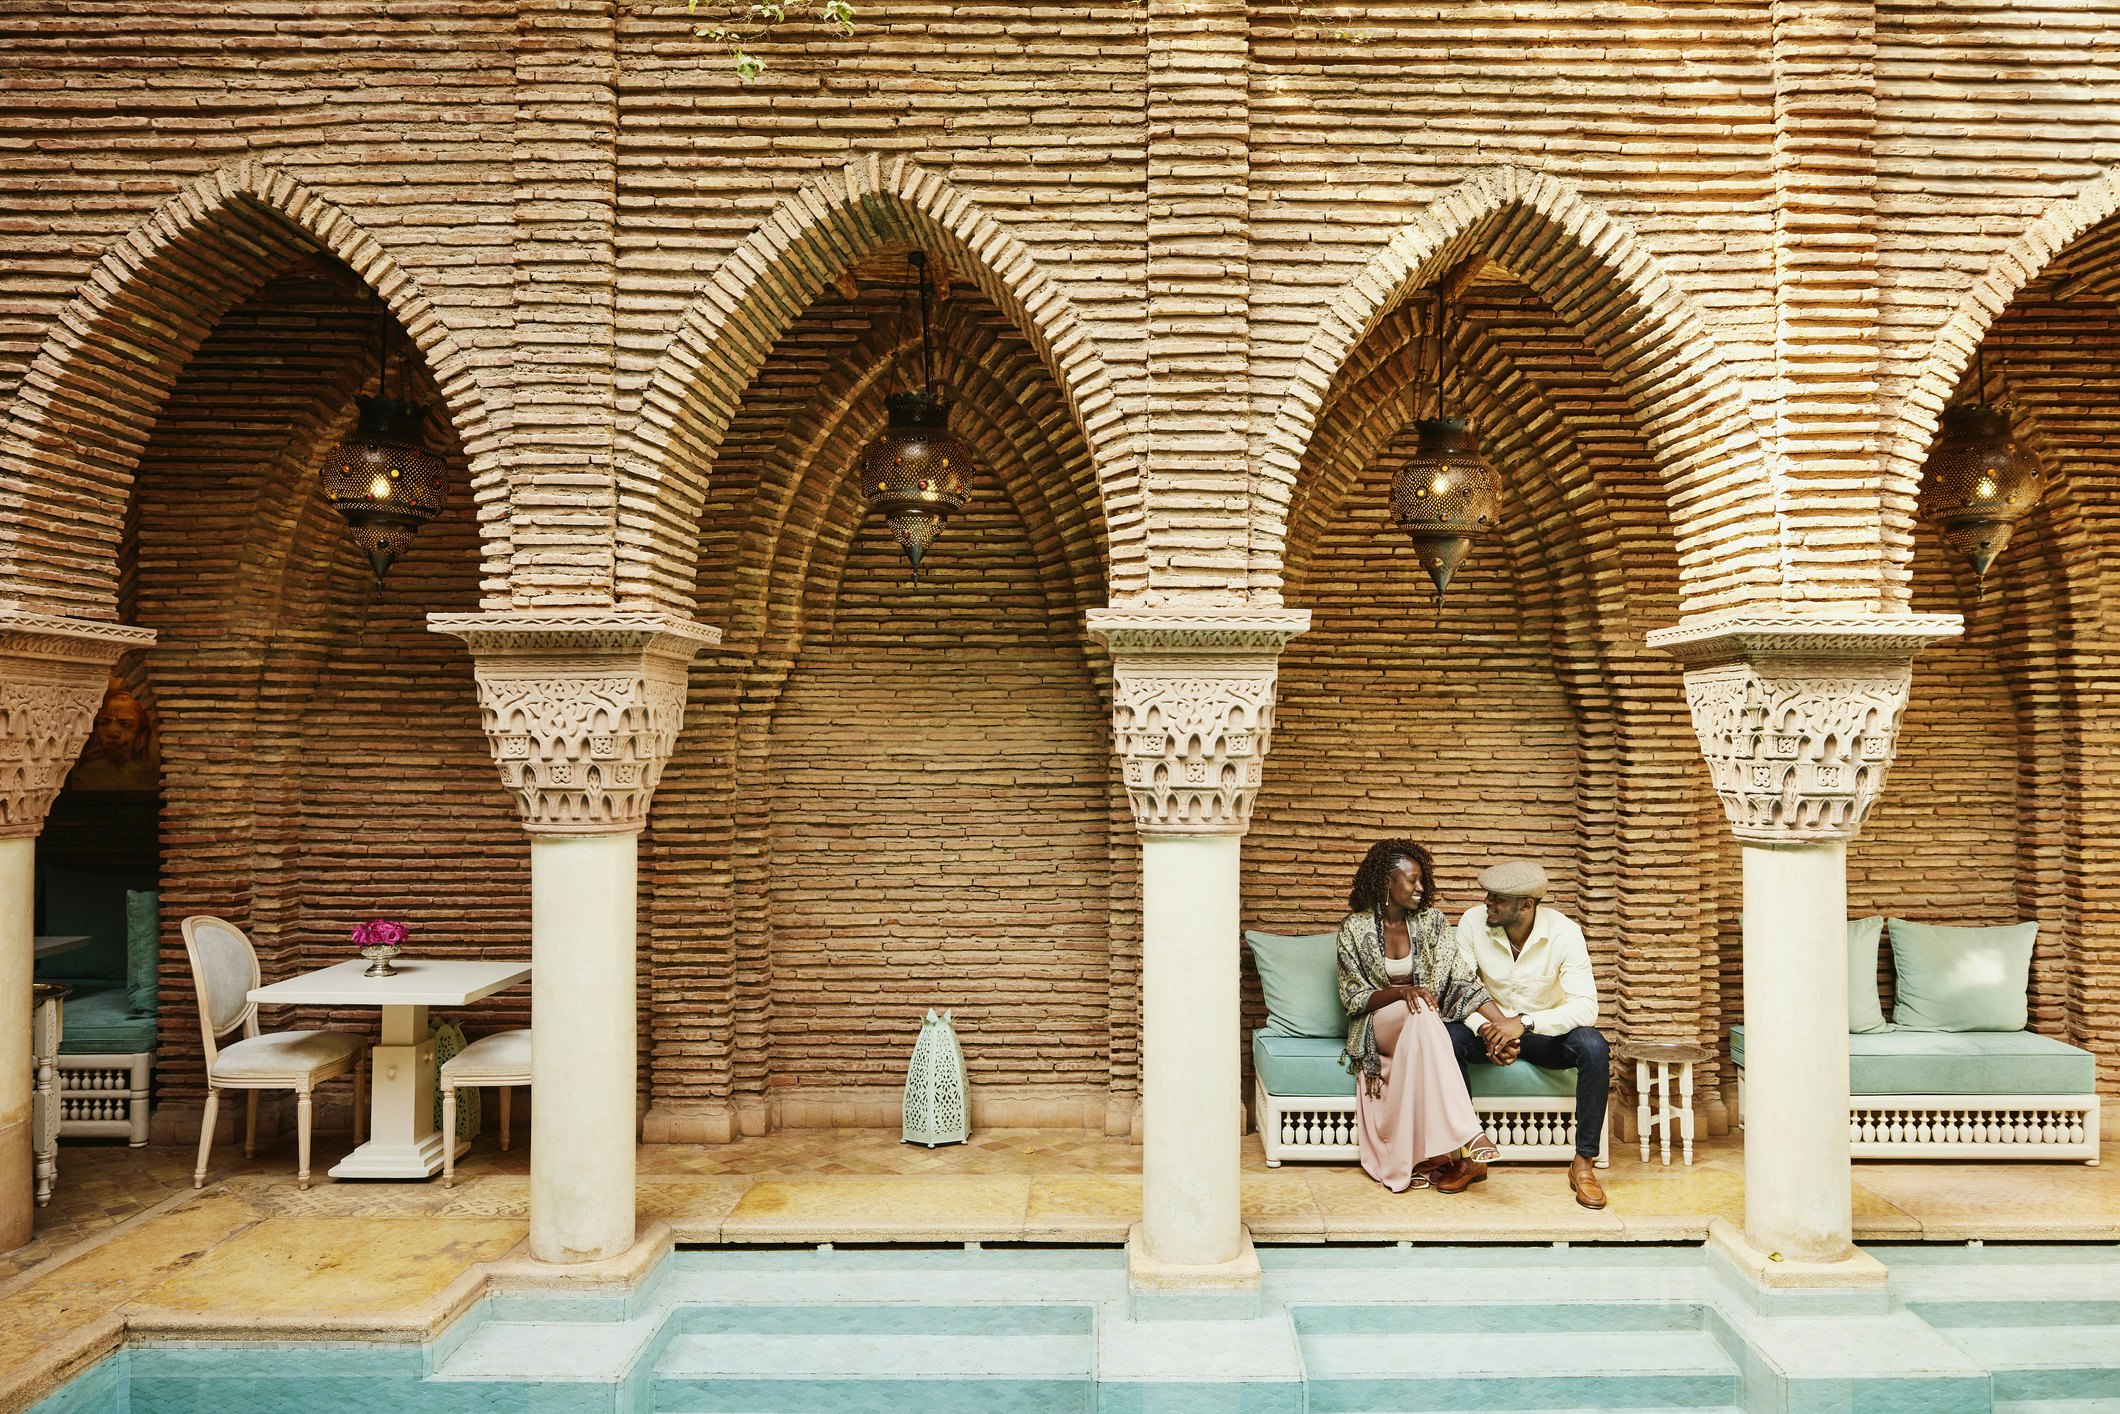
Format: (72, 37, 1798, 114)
(31, 1243, 2120, 1412)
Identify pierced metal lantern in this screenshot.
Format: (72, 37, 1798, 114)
(319, 395, 447, 587)
(1917, 402, 2041, 583)
(902, 1008, 970, 1147)
(862, 389, 973, 576)
(1390, 415, 1503, 601)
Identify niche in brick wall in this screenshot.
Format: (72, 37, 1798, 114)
(642, 248, 1121, 1127)
(1249, 263, 1728, 1112)
(108, 256, 529, 1112)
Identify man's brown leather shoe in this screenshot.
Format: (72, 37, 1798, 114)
(1569, 1155, 1607, 1209)
(1432, 1157, 1488, 1194)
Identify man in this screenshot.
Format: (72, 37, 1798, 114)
(1446, 860, 1610, 1210)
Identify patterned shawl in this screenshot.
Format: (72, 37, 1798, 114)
(1337, 905, 1493, 1096)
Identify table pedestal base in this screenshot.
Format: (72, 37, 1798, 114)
(330, 1130, 468, 1181)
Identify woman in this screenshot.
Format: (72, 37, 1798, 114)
(1338, 839, 1505, 1192)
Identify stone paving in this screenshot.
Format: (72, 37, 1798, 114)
(3, 1129, 2117, 1410)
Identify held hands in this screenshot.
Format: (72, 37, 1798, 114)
(1484, 1014, 1528, 1064)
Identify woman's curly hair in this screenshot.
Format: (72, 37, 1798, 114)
(1346, 838, 1435, 914)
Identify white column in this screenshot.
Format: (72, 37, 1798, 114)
(0, 837, 34, 1250)
(1742, 838, 1851, 1262)
(530, 830, 638, 1264)
(1140, 832, 1243, 1267)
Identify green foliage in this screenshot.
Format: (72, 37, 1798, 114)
(689, 0, 857, 82)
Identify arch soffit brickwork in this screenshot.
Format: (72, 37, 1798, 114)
(1285, 300, 1680, 652)
(751, 343, 1103, 667)
(1883, 167, 2120, 597)
(689, 293, 1106, 661)
(1257, 164, 1777, 614)
(617, 154, 1142, 615)
(0, 158, 503, 617)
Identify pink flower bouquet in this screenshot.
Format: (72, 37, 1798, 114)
(351, 918, 408, 949)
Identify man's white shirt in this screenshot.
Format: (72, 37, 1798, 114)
(1456, 904, 1598, 1036)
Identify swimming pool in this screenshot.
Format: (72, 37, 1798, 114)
(31, 1242, 2120, 1412)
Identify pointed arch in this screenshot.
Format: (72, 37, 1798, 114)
(614, 154, 1143, 613)
(1881, 165, 2120, 589)
(1254, 164, 1778, 615)
(0, 158, 503, 619)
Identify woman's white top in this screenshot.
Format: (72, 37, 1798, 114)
(1382, 951, 1414, 981)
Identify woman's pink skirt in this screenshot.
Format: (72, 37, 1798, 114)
(1357, 1001, 1483, 1192)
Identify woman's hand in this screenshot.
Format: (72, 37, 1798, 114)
(1401, 985, 1437, 1014)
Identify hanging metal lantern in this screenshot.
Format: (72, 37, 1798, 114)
(319, 394, 447, 587)
(1917, 401, 2040, 584)
(860, 389, 973, 573)
(1389, 277, 1503, 603)
(1391, 415, 1502, 600)
(858, 250, 973, 579)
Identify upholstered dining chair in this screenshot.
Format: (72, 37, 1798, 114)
(439, 1028, 530, 1188)
(181, 915, 367, 1190)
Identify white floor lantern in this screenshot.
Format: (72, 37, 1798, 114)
(903, 1009, 970, 1147)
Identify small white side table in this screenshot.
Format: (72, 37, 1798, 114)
(1615, 1039, 1711, 1167)
(249, 958, 529, 1180)
(31, 982, 68, 1206)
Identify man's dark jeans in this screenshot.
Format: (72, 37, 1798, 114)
(1445, 1019, 1609, 1160)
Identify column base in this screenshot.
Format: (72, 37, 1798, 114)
(1125, 1222, 1261, 1320)
(1706, 1217, 1888, 1313)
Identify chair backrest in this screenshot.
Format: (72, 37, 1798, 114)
(180, 915, 260, 1063)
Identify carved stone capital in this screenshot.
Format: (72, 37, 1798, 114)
(0, 613, 156, 839)
(429, 612, 721, 835)
(1085, 608, 1310, 836)
(1648, 611, 1962, 843)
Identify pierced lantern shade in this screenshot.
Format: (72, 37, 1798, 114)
(1917, 402, 2041, 582)
(1390, 415, 1503, 600)
(318, 395, 447, 586)
(902, 1009, 970, 1147)
(861, 390, 973, 575)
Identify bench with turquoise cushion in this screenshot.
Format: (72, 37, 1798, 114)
(1729, 1024, 2100, 1161)
(34, 866, 158, 1144)
(1245, 924, 1606, 1167)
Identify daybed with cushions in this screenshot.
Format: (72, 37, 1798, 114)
(32, 866, 159, 1145)
(1732, 916, 2099, 1163)
(1247, 929, 1608, 1167)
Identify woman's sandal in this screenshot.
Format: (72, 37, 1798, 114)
(1467, 1134, 1501, 1163)
(1405, 1171, 1432, 1190)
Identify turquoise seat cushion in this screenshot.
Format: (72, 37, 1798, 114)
(1245, 930, 1347, 1038)
(1889, 918, 2037, 1032)
(51, 980, 159, 1054)
(1730, 1025, 2094, 1096)
(1251, 1031, 1576, 1100)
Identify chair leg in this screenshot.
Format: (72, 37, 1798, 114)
(353, 1053, 367, 1145)
(297, 1089, 314, 1191)
(244, 1091, 259, 1159)
(442, 1084, 458, 1189)
(501, 1086, 513, 1153)
(194, 1088, 221, 1190)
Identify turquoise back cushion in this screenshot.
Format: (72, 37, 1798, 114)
(38, 865, 154, 983)
(1244, 930, 1347, 1039)
(125, 889, 160, 1019)
(1889, 918, 2037, 1032)
(1847, 916, 1890, 1034)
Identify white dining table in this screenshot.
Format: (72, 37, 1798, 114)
(248, 957, 530, 1180)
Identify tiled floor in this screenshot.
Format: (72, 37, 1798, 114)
(2, 1127, 2116, 1410)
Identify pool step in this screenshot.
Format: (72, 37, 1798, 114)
(1293, 1301, 1741, 1412)
(649, 1303, 1095, 1414)
(1915, 1301, 2120, 1406)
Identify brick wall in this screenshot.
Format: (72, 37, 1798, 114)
(5, 1, 2120, 1127)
